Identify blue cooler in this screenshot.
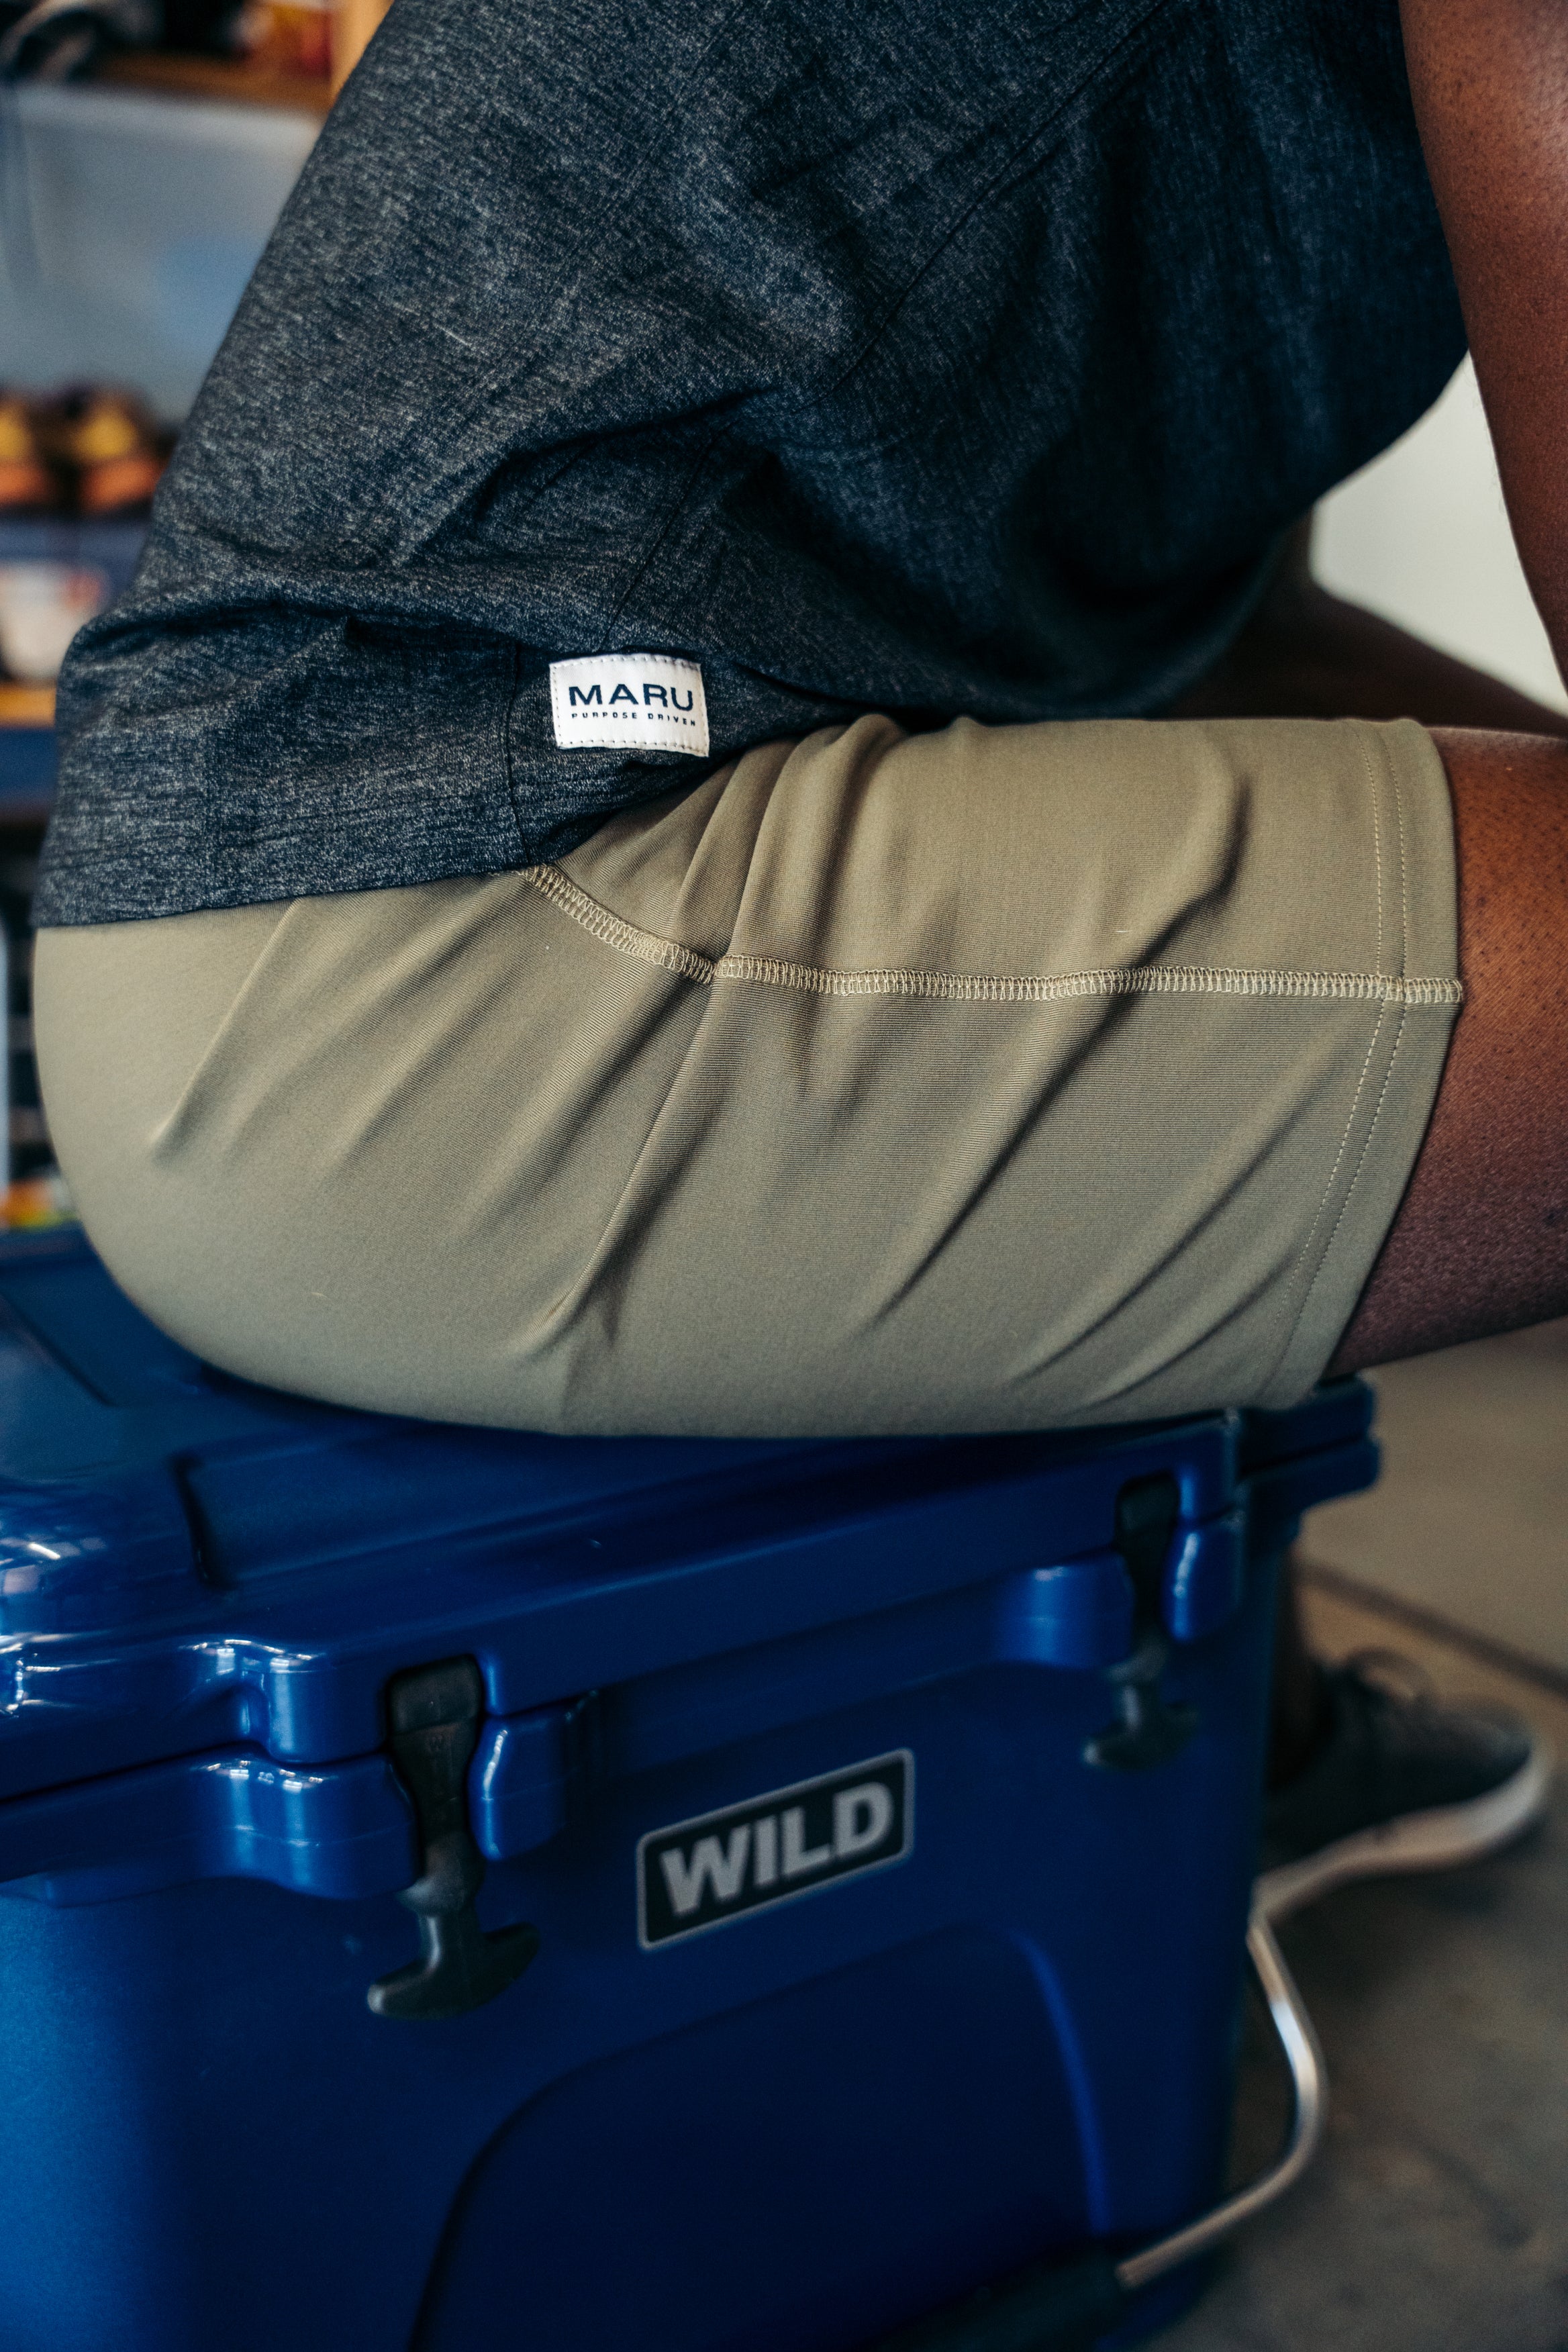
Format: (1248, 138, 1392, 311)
(0, 1229, 1365, 2352)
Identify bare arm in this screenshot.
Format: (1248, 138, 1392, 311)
(1172, 518, 1568, 736)
(1323, 0, 1568, 1371)
(1182, 0, 1568, 746)
(1402, 0, 1568, 687)
(1179, 12, 1568, 1379)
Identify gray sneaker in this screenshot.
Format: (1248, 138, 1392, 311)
(1256, 1651, 1552, 1924)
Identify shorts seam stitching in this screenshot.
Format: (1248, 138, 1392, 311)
(1279, 1015, 1386, 1316)
(1377, 724, 1412, 977)
(1394, 738, 1411, 971)
(1268, 1006, 1410, 1392)
(525, 863, 1465, 1008)
(1363, 728, 1385, 975)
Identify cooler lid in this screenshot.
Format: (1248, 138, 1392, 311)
(0, 1230, 1371, 1798)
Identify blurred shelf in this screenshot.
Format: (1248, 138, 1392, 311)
(95, 51, 333, 117)
(0, 686, 55, 729)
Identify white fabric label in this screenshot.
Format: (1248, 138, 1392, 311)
(549, 652, 709, 756)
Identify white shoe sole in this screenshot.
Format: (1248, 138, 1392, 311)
(1255, 1730, 1553, 1925)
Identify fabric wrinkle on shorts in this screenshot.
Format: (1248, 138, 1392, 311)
(32, 712, 1461, 1439)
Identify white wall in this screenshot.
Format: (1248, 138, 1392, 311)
(1316, 356, 1567, 713)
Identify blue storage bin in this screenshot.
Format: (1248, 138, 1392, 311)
(0, 1228, 1371, 2352)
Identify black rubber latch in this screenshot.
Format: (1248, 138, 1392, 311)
(1084, 1473, 1199, 1772)
(366, 1655, 540, 2022)
(861, 2247, 1127, 2352)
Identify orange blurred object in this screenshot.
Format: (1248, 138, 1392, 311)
(240, 0, 332, 78)
(0, 397, 61, 516)
(41, 390, 168, 519)
(330, 0, 391, 93)
(2, 1175, 75, 1231)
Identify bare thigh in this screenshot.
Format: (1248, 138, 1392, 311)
(1330, 728, 1568, 1370)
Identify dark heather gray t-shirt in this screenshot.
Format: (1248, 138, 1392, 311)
(35, 0, 1465, 926)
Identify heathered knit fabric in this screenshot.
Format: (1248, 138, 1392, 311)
(36, 0, 1465, 924)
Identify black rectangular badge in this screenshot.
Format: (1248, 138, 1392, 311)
(638, 1751, 914, 1949)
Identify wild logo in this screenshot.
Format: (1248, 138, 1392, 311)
(637, 1752, 913, 1949)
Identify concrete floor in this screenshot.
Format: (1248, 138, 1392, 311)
(1309, 1322, 1568, 1680)
(1163, 1331, 1568, 2350)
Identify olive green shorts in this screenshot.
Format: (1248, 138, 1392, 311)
(34, 713, 1461, 1436)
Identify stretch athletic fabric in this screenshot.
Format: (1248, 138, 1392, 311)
(36, 716, 1461, 1433)
(34, 0, 1463, 924)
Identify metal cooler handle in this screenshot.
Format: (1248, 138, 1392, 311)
(1114, 1908, 1326, 2294)
(865, 1910, 1326, 2352)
